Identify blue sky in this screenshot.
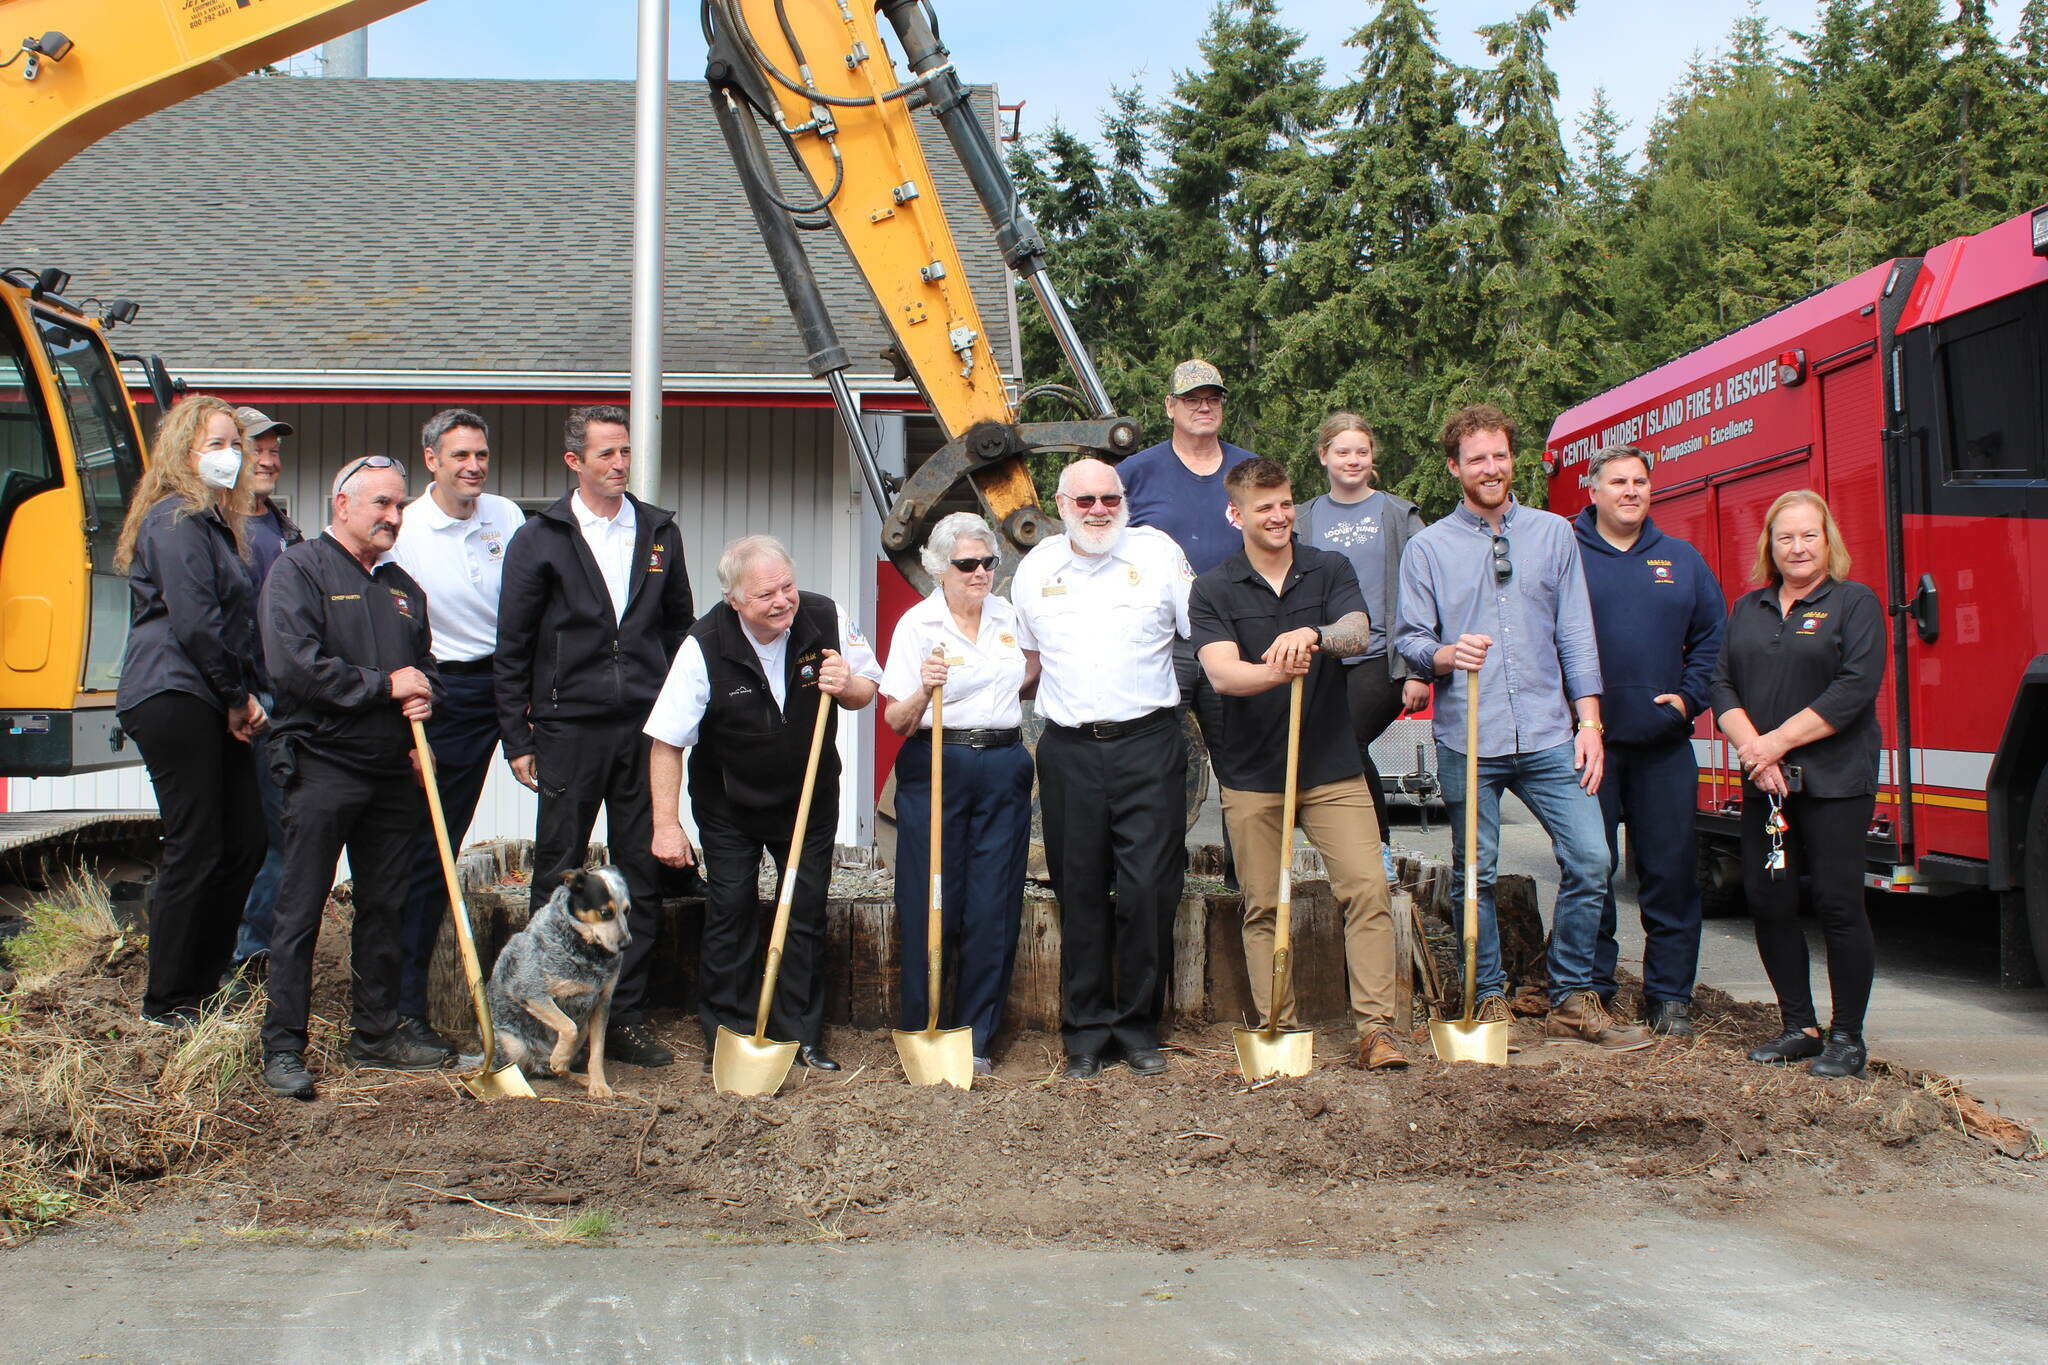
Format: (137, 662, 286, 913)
(351, 1, 2016, 160)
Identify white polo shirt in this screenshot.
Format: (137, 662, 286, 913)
(645, 604, 882, 749)
(1010, 525, 1191, 728)
(573, 490, 637, 622)
(878, 589, 1027, 731)
(390, 489, 525, 663)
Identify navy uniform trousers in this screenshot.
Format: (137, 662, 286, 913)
(1594, 736, 1704, 1005)
(891, 733, 1035, 1055)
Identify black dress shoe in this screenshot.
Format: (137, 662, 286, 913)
(607, 1021, 676, 1068)
(396, 1014, 457, 1059)
(1063, 1053, 1101, 1080)
(1810, 1030, 1868, 1079)
(1647, 1000, 1697, 1039)
(797, 1044, 840, 1071)
(262, 1050, 317, 1100)
(1124, 1047, 1168, 1077)
(1747, 1029, 1824, 1064)
(346, 1031, 454, 1071)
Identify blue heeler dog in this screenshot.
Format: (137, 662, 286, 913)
(486, 867, 631, 1098)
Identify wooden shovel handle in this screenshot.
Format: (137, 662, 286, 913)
(753, 694, 835, 1043)
(411, 718, 502, 1070)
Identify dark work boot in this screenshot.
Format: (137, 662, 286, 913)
(1810, 1030, 1868, 1079)
(1647, 1000, 1697, 1039)
(396, 1014, 457, 1061)
(346, 1030, 454, 1071)
(607, 1020, 675, 1068)
(262, 1050, 317, 1101)
(1747, 1029, 1824, 1065)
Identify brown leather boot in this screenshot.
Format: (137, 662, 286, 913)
(1544, 991, 1655, 1051)
(1356, 1028, 1411, 1070)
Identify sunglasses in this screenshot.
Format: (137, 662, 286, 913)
(1491, 534, 1513, 585)
(1062, 493, 1123, 510)
(949, 555, 998, 573)
(336, 454, 407, 487)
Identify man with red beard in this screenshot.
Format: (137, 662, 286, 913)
(1012, 458, 1192, 1079)
(1395, 405, 1651, 1050)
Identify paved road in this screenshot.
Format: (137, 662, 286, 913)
(8, 1182, 2043, 1363)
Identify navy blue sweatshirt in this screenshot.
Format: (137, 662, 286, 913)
(1573, 508, 1725, 747)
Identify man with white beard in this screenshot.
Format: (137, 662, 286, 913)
(1012, 458, 1194, 1079)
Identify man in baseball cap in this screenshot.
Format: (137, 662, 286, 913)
(231, 406, 302, 978)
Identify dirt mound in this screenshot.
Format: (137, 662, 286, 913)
(4, 898, 2036, 1253)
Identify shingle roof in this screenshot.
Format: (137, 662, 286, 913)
(0, 77, 1017, 380)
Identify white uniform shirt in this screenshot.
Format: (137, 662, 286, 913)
(878, 589, 1028, 731)
(390, 490, 525, 662)
(1010, 525, 1191, 728)
(644, 604, 882, 749)
(572, 490, 637, 622)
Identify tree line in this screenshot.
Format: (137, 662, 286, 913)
(1005, 0, 2048, 515)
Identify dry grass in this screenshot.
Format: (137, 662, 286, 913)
(3, 873, 124, 990)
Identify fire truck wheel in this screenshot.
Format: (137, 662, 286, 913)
(2025, 767, 2048, 984)
(1697, 837, 1745, 920)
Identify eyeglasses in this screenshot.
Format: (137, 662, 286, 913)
(1061, 493, 1123, 510)
(336, 454, 407, 488)
(1491, 534, 1513, 585)
(1175, 394, 1224, 410)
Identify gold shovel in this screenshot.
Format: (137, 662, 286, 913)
(412, 718, 536, 1101)
(892, 680, 975, 1088)
(1428, 669, 1510, 1066)
(1234, 674, 1315, 1081)
(713, 697, 834, 1097)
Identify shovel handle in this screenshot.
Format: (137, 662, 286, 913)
(412, 718, 503, 1071)
(752, 693, 835, 1043)
(926, 681, 944, 1033)
(1265, 674, 1305, 1030)
(1461, 667, 1481, 1023)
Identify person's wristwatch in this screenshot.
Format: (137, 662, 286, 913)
(1578, 720, 1605, 732)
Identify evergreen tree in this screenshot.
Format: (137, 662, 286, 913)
(1574, 88, 1635, 233)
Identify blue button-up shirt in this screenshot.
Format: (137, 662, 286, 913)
(1395, 498, 1603, 758)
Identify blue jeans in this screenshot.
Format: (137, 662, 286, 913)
(236, 691, 286, 962)
(1437, 740, 1613, 1006)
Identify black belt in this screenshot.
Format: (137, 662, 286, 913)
(1049, 706, 1175, 741)
(937, 727, 1022, 749)
(438, 656, 495, 675)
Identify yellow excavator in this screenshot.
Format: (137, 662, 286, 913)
(0, 0, 1135, 815)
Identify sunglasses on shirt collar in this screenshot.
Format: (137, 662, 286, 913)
(1491, 534, 1513, 585)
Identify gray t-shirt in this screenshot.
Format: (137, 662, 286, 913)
(1306, 490, 1389, 659)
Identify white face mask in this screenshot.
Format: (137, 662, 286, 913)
(196, 447, 242, 491)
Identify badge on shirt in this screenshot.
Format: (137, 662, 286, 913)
(1799, 612, 1825, 633)
(846, 623, 867, 647)
(483, 536, 504, 560)
(997, 631, 1016, 649)
(387, 587, 415, 620)
(1127, 566, 1142, 587)
(942, 652, 966, 667)
(1041, 579, 1068, 597)
(647, 543, 666, 574)
(1650, 560, 1674, 583)
(796, 649, 822, 687)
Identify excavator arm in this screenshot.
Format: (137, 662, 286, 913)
(703, 0, 1137, 586)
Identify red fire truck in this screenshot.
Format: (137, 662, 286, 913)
(1546, 205, 2048, 985)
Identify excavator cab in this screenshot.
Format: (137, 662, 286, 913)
(0, 267, 153, 777)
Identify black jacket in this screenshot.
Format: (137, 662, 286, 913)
(115, 496, 260, 716)
(687, 593, 841, 814)
(494, 491, 694, 758)
(261, 532, 443, 775)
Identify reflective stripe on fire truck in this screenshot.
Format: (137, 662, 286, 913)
(1689, 738, 1993, 809)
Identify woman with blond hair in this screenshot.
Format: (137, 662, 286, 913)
(1709, 489, 1885, 1078)
(114, 394, 270, 1028)
(1298, 413, 1426, 874)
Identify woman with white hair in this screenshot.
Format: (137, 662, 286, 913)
(879, 512, 1039, 1076)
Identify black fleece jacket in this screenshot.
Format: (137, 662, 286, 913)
(494, 491, 694, 758)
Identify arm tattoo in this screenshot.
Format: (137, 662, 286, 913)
(1318, 610, 1373, 659)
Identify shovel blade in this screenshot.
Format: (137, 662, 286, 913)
(461, 1062, 538, 1102)
(713, 1025, 799, 1097)
(1428, 1018, 1510, 1066)
(1233, 1025, 1315, 1081)
(892, 1026, 976, 1089)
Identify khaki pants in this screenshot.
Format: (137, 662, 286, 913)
(1221, 776, 1397, 1034)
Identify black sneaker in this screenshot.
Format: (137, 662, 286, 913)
(345, 1030, 454, 1071)
(141, 1006, 202, 1031)
(1747, 1029, 1824, 1065)
(263, 1050, 317, 1100)
(396, 1014, 457, 1060)
(1810, 1030, 1868, 1079)
(1647, 1000, 1697, 1039)
(606, 1020, 675, 1068)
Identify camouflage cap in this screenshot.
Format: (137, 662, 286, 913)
(1168, 359, 1227, 397)
(234, 406, 294, 439)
